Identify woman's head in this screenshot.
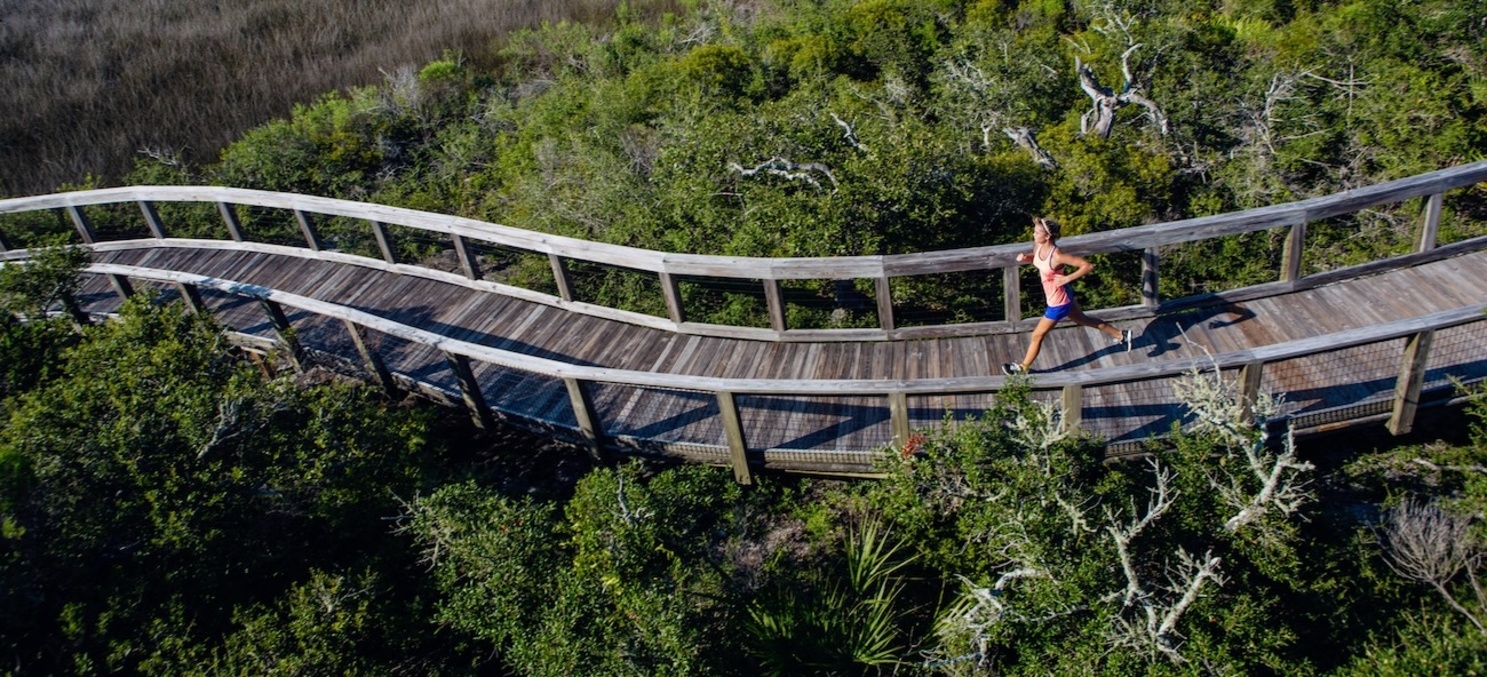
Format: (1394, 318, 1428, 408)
(1034, 216, 1061, 243)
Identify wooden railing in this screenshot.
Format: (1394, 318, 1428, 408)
(2, 159, 1485, 342)
(44, 261, 1487, 481)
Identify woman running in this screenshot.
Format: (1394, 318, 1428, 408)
(1002, 216, 1132, 375)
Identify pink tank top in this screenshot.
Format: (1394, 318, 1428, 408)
(1034, 244, 1070, 307)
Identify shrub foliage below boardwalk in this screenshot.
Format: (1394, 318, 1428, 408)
(2, 0, 1487, 673)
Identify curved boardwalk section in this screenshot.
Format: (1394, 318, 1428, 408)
(3, 161, 1487, 479)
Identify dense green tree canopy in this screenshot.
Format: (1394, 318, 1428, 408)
(3, 0, 1487, 674)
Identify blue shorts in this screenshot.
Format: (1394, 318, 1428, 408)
(1044, 302, 1073, 321)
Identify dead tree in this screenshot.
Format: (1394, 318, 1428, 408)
(943, 59, 1059, 169)
(1075, 45, 1169, 139)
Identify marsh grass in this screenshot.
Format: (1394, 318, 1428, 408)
(0, 0, 678, 197)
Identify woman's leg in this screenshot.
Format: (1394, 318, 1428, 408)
(1068, 304, 1123, 341)
(1018, 317, 1059, 369)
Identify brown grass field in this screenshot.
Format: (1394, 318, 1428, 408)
(0, 0, 677, 197)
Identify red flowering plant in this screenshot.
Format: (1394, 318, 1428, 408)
(900, 431, 927, 459)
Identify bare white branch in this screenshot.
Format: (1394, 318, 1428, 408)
(1007, 396, 1070, 450)
(829, 112, 870, 153)
(1004, 127, 1059, 168)
(1382, 499, 1486, 634)
(1108, 548, 1225, 664)
(1410, 458, 1487, 475)
(1054, 489, 1097, 536)
(729, 156, 839, 192)
(1106, 458, 1177, 606)
(1221, 426, 1314, 533)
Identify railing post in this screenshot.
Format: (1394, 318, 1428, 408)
(218, 203, 246, 241)
(173, 281, 207, 315)
(1388, 331, 1434, 435)
(659, 271, 685, 324)
(294, 210, 323, 251)
(258, 298, 305, 372)
(764, 279, 787, 333)
(888, 392, 910, 448)
(875, 276, 895, 332)
(138, 201, 168, 239)
(564, 377, 607, 461)
(1417, 192, 1443, 253)
(548, 254, 574, 302)
(716, 391, 752, 485)
(65, 206, 97, 244)
(1238, 361, 1265, 423)
(1142, 247, 1160, 309)
(1061, 384, 1082, 435)
(445, 352, 495, 430)
(342, 319, 397, 396)
(1280, 220, 1307, 283)
(1003, 266, 1021, 324)
(451, 233, 480, 280)
(370, 221, 397, 264)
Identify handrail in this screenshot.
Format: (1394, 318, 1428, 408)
(3, 160, 1485, 341)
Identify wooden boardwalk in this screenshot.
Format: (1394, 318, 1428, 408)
(69, 244, 1487, 473)
(5, 165, 1487, 478)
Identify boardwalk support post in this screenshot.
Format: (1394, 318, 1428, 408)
(173, 282, 207, 315)
(445, 352, 495, 430)
(1238, 361, 1265, 423)
(218, 203, 246, 241)
(1417, 192, 1443, 252)
(659, 272, 685, 325)
(565, 378, 607, 462)
(452, 233, 480, 280)
(1388, 330, 1434, 435)
(1061, 384, 1082, 435)
(717, 391, 753, 485)
(66, 206, 98, 244)
(1142, 247, 1160, 309)
(1003, 266, 1021, 324)
(1280, 219, 1306, 283)
(549, 254, 574, 302)
(876, 276, 895, 332)
(139, 201, 167, 239)
(294, 210, 323, 251)
(342, 319, 397, 397)
(258, 298, 305, 373)
(370, 221, 397, 264)
(888, 392, 910, 449)
(764, 279, 787, 333)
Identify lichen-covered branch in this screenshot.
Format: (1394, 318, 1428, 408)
(729, 156, 839, 192)
(1106, 458, 1177, 606)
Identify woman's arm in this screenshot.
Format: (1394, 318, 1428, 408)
(1050, 249, 1094, 287)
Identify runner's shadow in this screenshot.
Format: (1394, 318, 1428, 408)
(1038, 303, 1257, 373)
(1144, 303, 1257, 358)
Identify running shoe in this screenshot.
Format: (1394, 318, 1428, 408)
(1114, 329, 1134, 352)
(1001, 362, 1024, 375)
